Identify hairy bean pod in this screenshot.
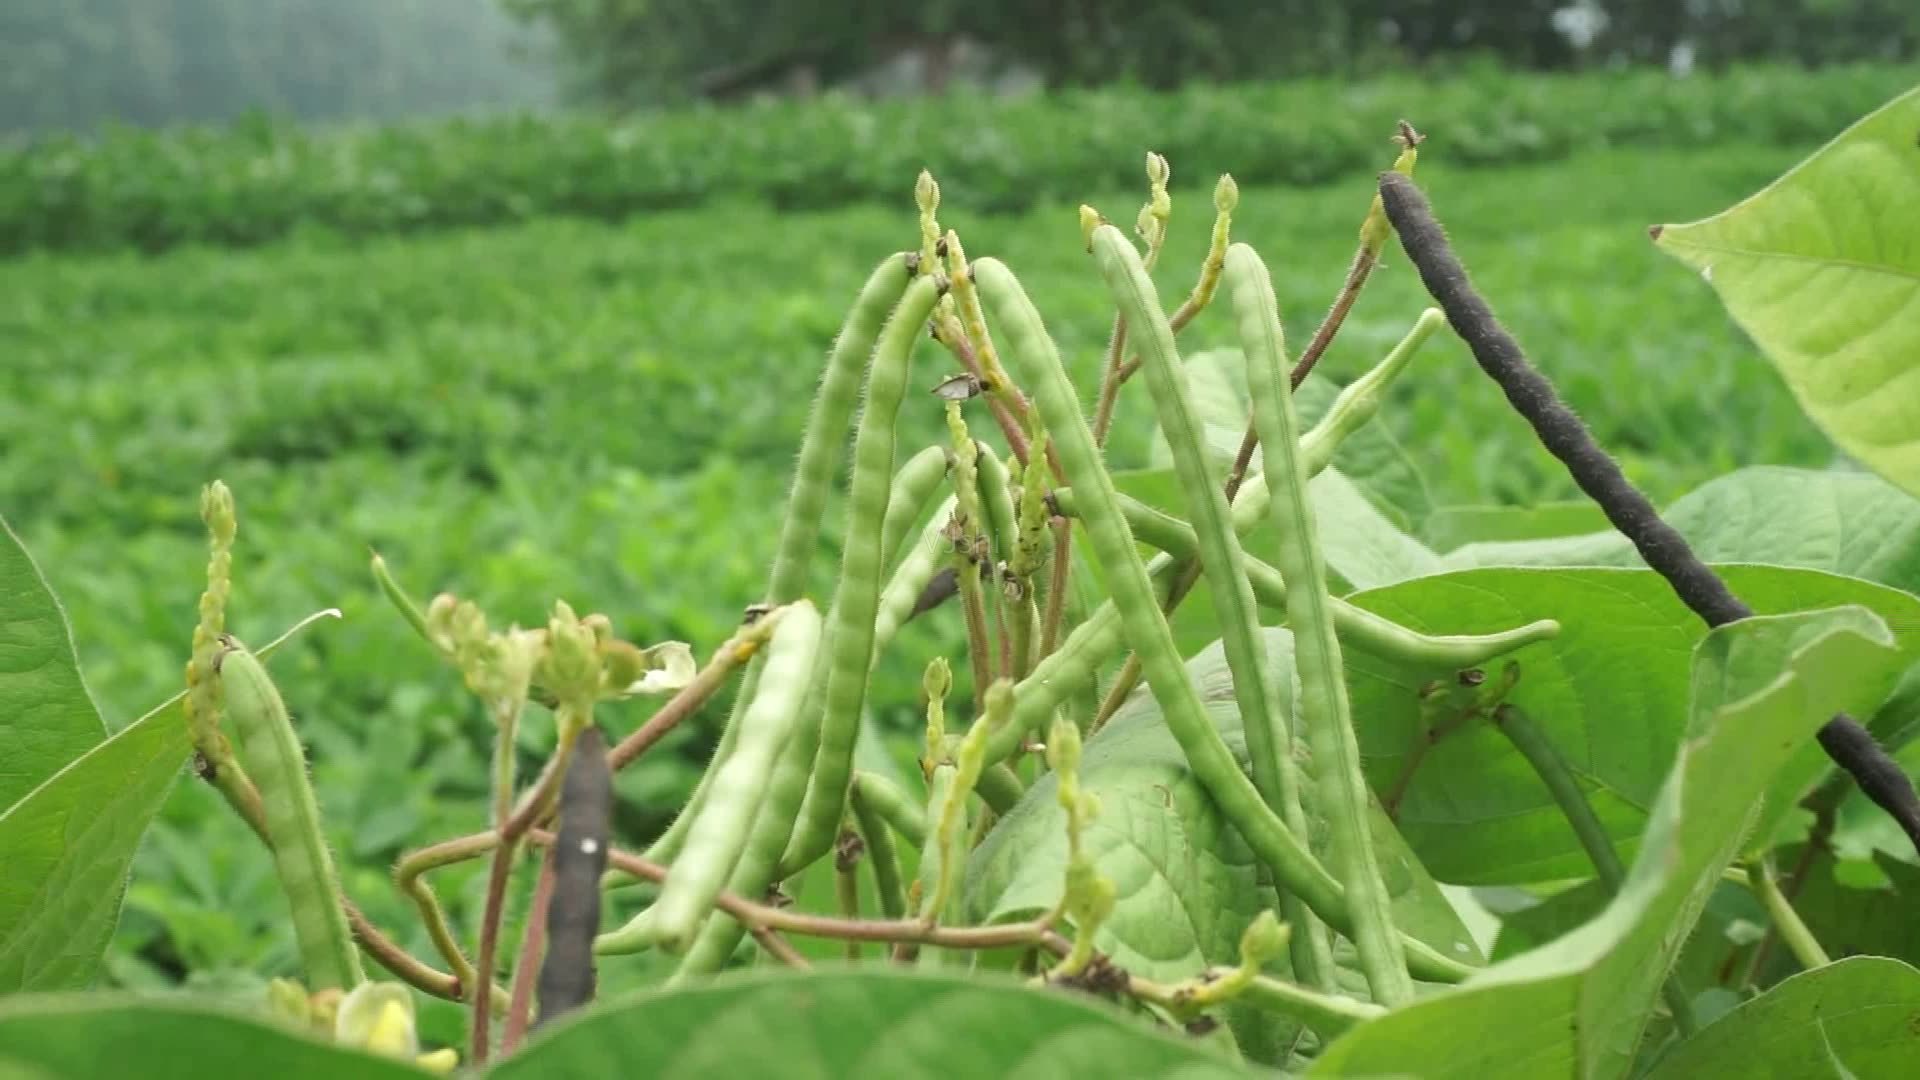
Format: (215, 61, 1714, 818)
(215, 638, 364, 991)
(650, 252, 917, 868)
(871, 495, 959, 664)
(781, 274, 944, 873)
(1091, 223, 1334, 988)
(879, 445, 954, 572)
(974, 255, 1470, 985)
(1227, 241, 1411, 1005)
(648, 602, 822, 952)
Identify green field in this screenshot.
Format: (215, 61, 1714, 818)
(0, 139, 1845, 1002)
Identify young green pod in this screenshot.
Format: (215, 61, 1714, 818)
(215, 637, 364, 991)
(1226, 240, 1412, 1005)
(973, 254, 1470, 986)
(1089, 221, 1334, 989)
(649, 601, 822, 952)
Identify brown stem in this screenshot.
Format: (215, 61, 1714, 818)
(1090, 317, 1131, 447)
(607, 632, 763, 772)
(472, 719, 584, 1063)
(501, 849, 557, 1054)
(1222, 248, 1379, 501)
(957, 556, 997, 707)
(574, 837, 1070, 955)
(1037, 517, 1075, 662)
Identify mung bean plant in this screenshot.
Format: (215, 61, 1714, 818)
(2, 83, 1918, 1079)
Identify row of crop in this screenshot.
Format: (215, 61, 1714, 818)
(4, 62, 1913, 255)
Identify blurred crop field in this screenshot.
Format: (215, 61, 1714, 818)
(0, 110, 1859, 1011)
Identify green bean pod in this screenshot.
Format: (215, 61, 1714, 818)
(651, 252, 916, 867)
(1045, 491, 1560, 675)
(879, 445, 954, 572)
(648, 602, 822, 952)
(1090, 222, 1333, 990)
(782, 272, 943, 875)
(1226, 241, 1412, 1005)
(769, 251, 918, 602)
(664, 644, 832, 979)
(974, 440, 1019, 566)
(871, 495, 958, 664)
(851, 770, 929, 850)
(973, 255, 1470, 985)
(850, 782, 910, 919)
(215, 638, 364, 991)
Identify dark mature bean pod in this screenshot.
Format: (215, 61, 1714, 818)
(1377, 169, 1920, 856)
(534, 725, 613, 1030)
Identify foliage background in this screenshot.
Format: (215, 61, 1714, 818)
(4, 0, 1917, 1044)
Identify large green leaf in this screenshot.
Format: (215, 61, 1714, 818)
(1310, 604, 1905, 1079)
(1, 518, 106, 808)
(0, 704, 191, 991)
(1642, 956, 1920, 1080)
(1343, 565, 1920, 884)
(965, 627, 1482, 1061)
(1653, 85, 1920, 498)
(494, 967, 1261, 1078)
(0, 996, 427, 1078)
(1440, 466, 1920, 595)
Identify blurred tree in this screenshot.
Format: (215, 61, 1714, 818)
(0, 0, 556, 134)
(501, 0, 1919, 107)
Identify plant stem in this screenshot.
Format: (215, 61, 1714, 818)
(1038, 517, 1074, 661)
(605, 839, 1067, 953)
(1379, 169, 1920, 857)
(1491, 705, 1696, 1033)
(500, 849, 555, 1055)
(608, 624, 771, 772)
(1748, 854, 1831, 971)
(836, 829, 865, 963)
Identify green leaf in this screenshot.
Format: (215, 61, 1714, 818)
(0, 995, 428, 1078)
(1, 517, 106, 808)
(965, 628, 1481, 1058)
(1310, 604, 1905, 1080)
(1440, 466, 1920, 595)
(1344, 565, 1920, 884)
(494, 966, 1262, 1078)
(1489, 879, 1764, 1007)
(1642, 956, 1920, 1080)
(0, 704, 191, 991)
(1422, 502, 1612, 553)
(1653, 86, 1920, 498)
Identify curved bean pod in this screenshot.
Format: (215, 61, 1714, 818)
(781, 272, 943, 875)
(872, 495, 959, 664)
(850, 770, 929, 850)
(1227, 240, 1411, 1005)
(665, 644, 832, 980)
(1090, 222, 1333, 990)
(879, 445, 953, 572)
(849, 782, 910, 919)
(973, 255, 1471, 985)
(649, 601, 822, 952)
(1049, 489, 1560, 670)
(974, 440, 1019, 566)
(215, 638, 365, 991)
